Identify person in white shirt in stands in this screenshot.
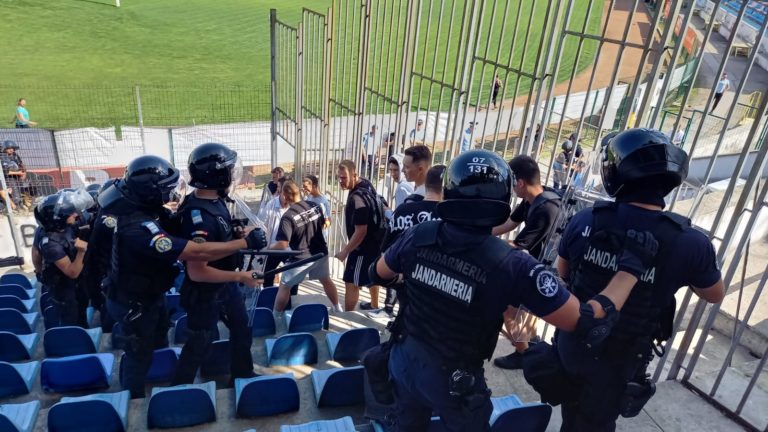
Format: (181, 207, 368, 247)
(361, 125, 379, 178)
(256, 175, 291, 287)
(409, 118, 426, 145)
(711, 73, 731, 113)
(460, 121, 477, 154)
(401, 145, 432, 201)
(302, 174, 332, 240)
(387, 154, 414, 209)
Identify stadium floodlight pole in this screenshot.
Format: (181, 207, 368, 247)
(0, 163, 24, 261)
(270, 9, 279, 169)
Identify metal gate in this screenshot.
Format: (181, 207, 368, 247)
(271, 1, 768, 428)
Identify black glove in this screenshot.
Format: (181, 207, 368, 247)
(617, 229, 659, 278)
(245, 227, 267, 251)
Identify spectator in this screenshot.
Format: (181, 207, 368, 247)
(491, 155, 561, 369)
(271, 180, 341, 313)
(671, 128, 685, 146)
(552, 133, 578, 191)
(302, 174, 332, 239)
(408, 118, 426, 146)
(384, 131, 397, 160)
(460, 122, 477, 154)
(333, 160, 386, 311)
(1, 141, 25, 209)
(362, 125, 379, 178)
(256, 175, 292, 287)
(371, 164, 445, 319)
(402, 144, 432, 200)
(711, 73, 731, 113)
(387, 154, 414, 209)
(492, 74, 503, 110)
(12, 99, 37, 128)
(267, 167, 284, 197)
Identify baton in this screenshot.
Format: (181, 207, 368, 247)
(252, 253, 326, 279)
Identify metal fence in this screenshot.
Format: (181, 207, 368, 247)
(271, 0, 768, 429)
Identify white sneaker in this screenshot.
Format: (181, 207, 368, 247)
(367, 309, 393, 320)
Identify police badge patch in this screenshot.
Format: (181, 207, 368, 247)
(154, 236, 173, 253)
(536, 270, 559, 298)
(103, 216, 117, 229)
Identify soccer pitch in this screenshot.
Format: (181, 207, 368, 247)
(0, 0, 601, 128)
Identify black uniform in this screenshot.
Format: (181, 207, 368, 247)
(40, 230, 84, 327)
(343, 178, 386, 286)
(509, 188, 560, 259)
(106, 210, 187, 398)
(172, 194, 254, 384)
(84, 209, 117, 329)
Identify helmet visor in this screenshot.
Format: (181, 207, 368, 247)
(157, 167, 181, 205)
(223, 156, 243, 195)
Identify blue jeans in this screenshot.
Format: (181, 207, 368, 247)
(173, 283, 253, 384)
(108, 297, 169, 398)
(388, 337, 492, 432)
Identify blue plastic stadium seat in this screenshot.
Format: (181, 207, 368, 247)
(165, 293, 184, 320)
(120, 347, 181, 386)
(311, 366, 365, 407)
(0, 332, 39, 362)
(0, 296, 35, 313)
(235, 373, 300, 417)
(0, 285, 34, 300)
(0, 275, 33, 291)
(285, 303, 329, 333)
(249, 307, 276, 337)
(40, 353, 114, 393)
(255, 286, 278, 310)
(280, 417, 356, 432)
(44, 326, 102, 357)
(0, 361, 39, 398)
(201, 339, 231, 377)
(47, 390, 130, 432)
(43, 305, 61, 330)
(490, 394, 552, 432)
(0, 401, 40, 432)
(0, 309, 37, 334)
(265, 332, 318, 366)
(147, 381, 216, 429)
(326, 327, 380, 362)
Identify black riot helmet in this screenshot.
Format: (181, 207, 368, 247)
(187, 143, 240, 190)
(98, 156, 180, 214)
(437, 149, 512, 227)
(3, 140, 19, 151)
(85, 184, 101, 200)
(601, 128, 689, 197)
(35, 190, 88, 232)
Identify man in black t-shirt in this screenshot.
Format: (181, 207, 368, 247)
(371, 165, 446, 319)
(272, 180, 340, 313)
(334, 160, 386, 311)
(491, 155, 561, 370)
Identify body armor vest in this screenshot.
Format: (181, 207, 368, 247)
(569, 201, 688, 344)
(400, 221, 512, 369)
(177, 195, 237, 299)
(40, 231, 76, 290)
(109, 211, 179, 304)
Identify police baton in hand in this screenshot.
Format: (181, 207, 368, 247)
(252, 253, 326, 280)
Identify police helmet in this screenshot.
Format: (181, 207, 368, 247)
(601, 128, 689, 197)
(98, 156, 180, 214)
(2, 141, 19, 151)
(600, 131, 620, 150)
(187, 143, 241, 190)
(35, 190, 84, 232)
(85, 184, 101, 200)
(437, 149, 512, 227)
(562, 140, 573, 152)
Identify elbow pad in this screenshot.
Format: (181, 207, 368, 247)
(367, 261, 401, 288)
(575, 295, 619, 350)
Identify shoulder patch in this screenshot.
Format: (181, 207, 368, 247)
(154, 236, 173, 253)
(142, 221, 160, 234)
(529, 264, 559, 298)
(103, 216, 117, 229)
(191, 209, 203, 225)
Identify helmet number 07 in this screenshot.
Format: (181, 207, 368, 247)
(468, 157, 489, 173)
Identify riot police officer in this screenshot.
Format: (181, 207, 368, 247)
(98, 155, 267, 398)
(83, 179, 118, 331)
(171, 143, 259, 385)
(369, 149, 660, 431)
(553, 129, 725, 431)
(36, 189, 93, 327)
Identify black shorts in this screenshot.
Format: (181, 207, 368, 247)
(343, 251, 378, 287)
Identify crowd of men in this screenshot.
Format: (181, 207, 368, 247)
(26, 128, 727, 432)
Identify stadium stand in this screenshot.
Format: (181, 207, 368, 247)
(0, 296, 35, 314)
(255, 286, 278, 310)
(201, 339, 232, 377)
(325, 327, 380, 362)
(40, 353, 114, 393)
(265, 332, 318, 366)
(0, 332, 38, 362)
(43, 326, 102, 357)
(0, 401, 40, 432)
(0, 275, 33, 291)
(248, 307, 277, 337)
(310, 366, 365, 408)
(47, 390, 129, 432)
(280, 416, 356, 432)
(0, 286, 34, 301)
(0, 309, 38, 334)
(285, 303, 330, 333)
(119, 348, 181, 386)
(0, 361, 39, 399)
(235, 374, 300, 417)
(146, 381, 217, 428)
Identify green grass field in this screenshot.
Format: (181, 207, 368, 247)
(0, 0, 601, 129)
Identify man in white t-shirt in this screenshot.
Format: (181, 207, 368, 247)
(302, 174, 332, 239)
(711, 73, 731, 113)
(401, 145, 432, 202)
(408, 118, 426, 146)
